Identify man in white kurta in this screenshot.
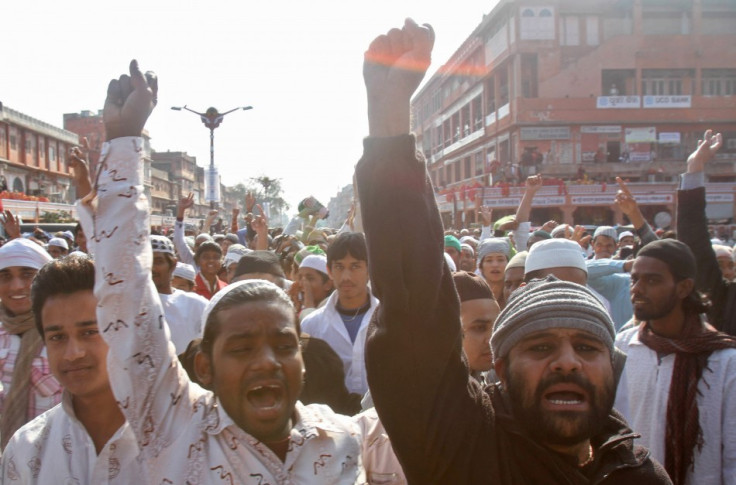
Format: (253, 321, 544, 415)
(301, 233, 378, 395)
(78, 61, 362, 484)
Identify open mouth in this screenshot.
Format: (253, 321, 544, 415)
(247, 384, 285, 414)
(543, 384, 588, 409)
(545, 391, 585, 405)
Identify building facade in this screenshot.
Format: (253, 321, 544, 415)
(0, 103, 78, 203)
(412, 0, 736, 228)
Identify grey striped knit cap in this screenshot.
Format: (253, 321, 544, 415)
(477, 237, 511, 262)
(491, 275, 615, 361)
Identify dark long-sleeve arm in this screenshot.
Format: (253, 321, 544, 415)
(357, 135, 494, 483)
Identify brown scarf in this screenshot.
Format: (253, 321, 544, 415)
(0, 305, 42, 449)
(638, 315, 736, 485)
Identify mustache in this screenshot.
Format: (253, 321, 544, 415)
(535, 372, 596, 400)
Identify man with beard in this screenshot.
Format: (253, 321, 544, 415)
(614, 238, 736, 485)
(358, 19, 670, 484)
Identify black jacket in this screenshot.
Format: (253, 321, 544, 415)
(677, 187, 736, 336)
(357, 135, 671, 484)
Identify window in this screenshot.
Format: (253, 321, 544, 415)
(454, 161, 461, 182)
(521, 55, 538, 98)
(475, 152, 484, 176)
(472, 96, 483, 130)
(642, 10, 687, 35)
(464, 157, 471, 179)
(560, 16, 580, 45)
(641, 69, 693, 95)
(452, 112, 460, 143)
(602, 69, 636, 95)
(9, 135, 16, 150)
(702, 69, 736, 96)
(586, 16, 599, 45)
(520, 6, 555, 40)
(701, 10, 736, 35)
(49, 145, 56, 162)
(486, 78, 496, 112)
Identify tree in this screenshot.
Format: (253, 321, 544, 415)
(246, 176, 289, 225)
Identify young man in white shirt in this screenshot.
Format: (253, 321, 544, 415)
(301, 232, 379, 395)
(78, 60, 362, 483)
(150, 235, 207, 354)
(1, 255, 142, 483)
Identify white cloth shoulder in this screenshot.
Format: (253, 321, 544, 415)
(159, 289, 207, 354)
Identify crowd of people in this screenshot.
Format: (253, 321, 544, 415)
(0, 18, 733, 485)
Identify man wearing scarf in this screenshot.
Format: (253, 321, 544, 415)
(0, 238, 60, 448)
(614, 238, 736, 485)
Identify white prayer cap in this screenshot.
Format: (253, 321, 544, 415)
(223, 244, 251, 268)
(0, 239, 52, 271)
(618, 231, 634, 242)
(48, 237, 69, 250)
(172, 262, 196, 283)
(299, 254, 328, 275)
(525, 238, 587, 275)
(593, 226, 617, 241)
(713, 244, 733, 260)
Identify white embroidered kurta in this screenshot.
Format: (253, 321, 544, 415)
(0, 391, 142, 484)
(158, 289, 207, 354)
(615, 327, 736, 485)
(301, 291, 379, 395)
(79, 137, 363, 484)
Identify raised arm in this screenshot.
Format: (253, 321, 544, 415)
(174, 194, 196, 266)
(359, 20, 492, 483)
(614, 177, 658, 245)
(512, 174, 542, 250)
(677, 130, 731, 331)
(251, 204, 270, 250)
(80, 60, 197, 452)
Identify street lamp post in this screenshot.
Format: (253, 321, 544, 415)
(171, 105, 253, 209)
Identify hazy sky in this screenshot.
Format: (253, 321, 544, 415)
(4, 0, 498, 213)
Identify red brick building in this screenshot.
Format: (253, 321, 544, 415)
(0, 103, 78, 203)
(412, 0, 736, 229)
(63, 110, 105, 177)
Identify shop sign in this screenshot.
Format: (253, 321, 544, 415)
(482, 197, 520, 208)
(643, 95, 691, 108)
(520, 126, 571, 140)
(596, 96, 641, 109)
(658, 132, 681, 144)
(625, 127, 657, 143)
(532, 196, 566, 206)
(571, 195, 615, 205)
(636, 194, 673, 204)
(581, 125, 622, 134)
(706, 193, 735, 203)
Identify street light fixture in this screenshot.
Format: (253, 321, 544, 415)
(171, 104, 253, 209)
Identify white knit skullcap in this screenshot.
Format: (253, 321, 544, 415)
(525, 238, 587, 275)
(593, 226, 617, 241)
(172, 262, 196, 283)
(48, 237, 69, 250)
(299, 254, 328, 276)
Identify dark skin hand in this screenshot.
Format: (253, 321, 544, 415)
(103, 60, 158, 141)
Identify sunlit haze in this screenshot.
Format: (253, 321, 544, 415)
(3, 0, 499, 215)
